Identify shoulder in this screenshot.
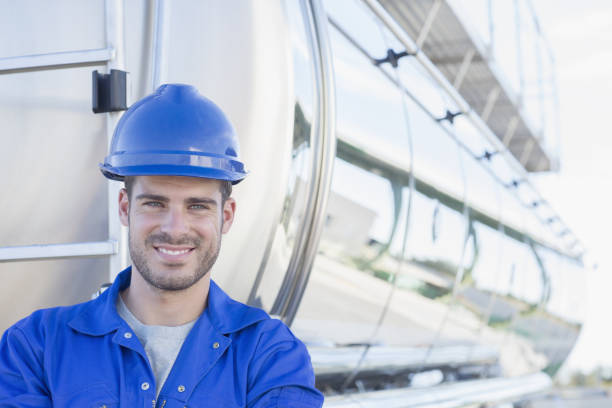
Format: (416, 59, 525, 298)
(243, 316, 299, 346)
(208, 282, 297, 341)
(207, 280, 272, 334)
(207, 281, 308, 354)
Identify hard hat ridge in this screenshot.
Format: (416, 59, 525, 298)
(100, 83, 247, 184)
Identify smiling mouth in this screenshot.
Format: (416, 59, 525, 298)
(153, 246, 195, 261)
(157, 247, 191, 255)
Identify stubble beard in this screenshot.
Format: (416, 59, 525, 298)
(129, 229, 221, 292)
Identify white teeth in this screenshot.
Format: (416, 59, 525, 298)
(158, 248, 190, 255)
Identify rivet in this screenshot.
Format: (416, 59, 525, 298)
(124, 332, 132, 339)
(213, 342, 220, 349)
(178, 385, 185, 392)
(141, 382, 150, 390)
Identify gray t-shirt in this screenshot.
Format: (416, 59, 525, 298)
(116, 295, 196, 397)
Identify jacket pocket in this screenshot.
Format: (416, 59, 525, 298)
(53, 383, 119, 407)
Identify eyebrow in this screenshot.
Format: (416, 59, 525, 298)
(135, 194, 218, 207)
(185, 197, 218, 207)
(135, 193, 169, 202)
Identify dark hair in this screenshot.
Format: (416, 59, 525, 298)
(124, 176, 232, 204)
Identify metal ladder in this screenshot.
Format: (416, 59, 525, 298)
(0, 0, 128, 282)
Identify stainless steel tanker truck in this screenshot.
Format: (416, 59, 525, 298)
(0, 1, 586, 406)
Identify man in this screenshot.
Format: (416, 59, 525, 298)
(0, 84, 324, 407)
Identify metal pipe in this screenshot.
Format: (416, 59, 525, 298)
(324, 372, 551, 407)
(151, 0, 170, 88)
(481, 86, 501, 122)
(359, 2, 579, 251)
(104, 0, 129, 281)
(502, 115, 520, 146)
(0, 241, 117, 262)
(0, 48, 113, 74)
(453, 48, 476, 90)
(415, 0, 442, 49)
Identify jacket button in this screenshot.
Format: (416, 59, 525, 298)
(124, 332, 132, 339)
(212, 342, 220, 349)
(141, 382, 150, 390)
(178, 385, 185, 392)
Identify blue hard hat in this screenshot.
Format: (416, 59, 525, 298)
(100, 84, 247, 184)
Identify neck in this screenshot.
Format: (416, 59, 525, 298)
(121, 268, 210, 326)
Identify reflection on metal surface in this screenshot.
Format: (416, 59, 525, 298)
(1, 1, 588, 406)
(324, 372, 552, 408)
(248, 103, 313, 308)
(359, 0, 582, 256)
(244, 0, 317, 312)
(293, 0, 586, 397)
(311, 344, 498, 376)
(373, 0, 554, 173)
(271, 0, 337, 325)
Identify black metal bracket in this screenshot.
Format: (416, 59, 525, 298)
(476, 150, 500, 161)
(436, 110, 463, 124)
(92, 69, 128, 113)
(374, 49, 414, 68)
(546, 216, 559, 224)
(530, 199, 546, 208)
(505, 179, 524, 189)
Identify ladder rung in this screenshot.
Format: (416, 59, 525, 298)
(0, 241, 117, 262)
(0, 48, 114, 74)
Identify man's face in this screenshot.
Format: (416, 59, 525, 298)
(118, 176, 235, 292)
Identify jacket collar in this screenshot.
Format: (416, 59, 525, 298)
(68, 267, 269, 336)
(206, 279, 269, 334)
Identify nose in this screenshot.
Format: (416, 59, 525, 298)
(159, 206, 190, 237)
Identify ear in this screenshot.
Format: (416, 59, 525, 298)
(221, 197, 236, 234)
(118, 188, 130, 227)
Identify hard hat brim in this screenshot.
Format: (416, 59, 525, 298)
(100, 151, 247, 184)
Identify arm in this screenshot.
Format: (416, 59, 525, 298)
(246, 322, 324, 408)
(0, 326, 52, 408)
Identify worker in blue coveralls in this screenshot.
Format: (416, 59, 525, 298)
(0, 84, 324, 407)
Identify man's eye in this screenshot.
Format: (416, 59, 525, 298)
(144, 201, 163, 207)
(189, 204, 209, 210)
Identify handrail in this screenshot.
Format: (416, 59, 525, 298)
(0, 241, 117, 262)
(270, 0, 336, 324)
(0, 48, 113, 74)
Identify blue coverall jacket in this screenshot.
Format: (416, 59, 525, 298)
(0, 267, 324, 407)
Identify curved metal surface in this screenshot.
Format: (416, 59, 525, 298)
(271, 0, 336, 324)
